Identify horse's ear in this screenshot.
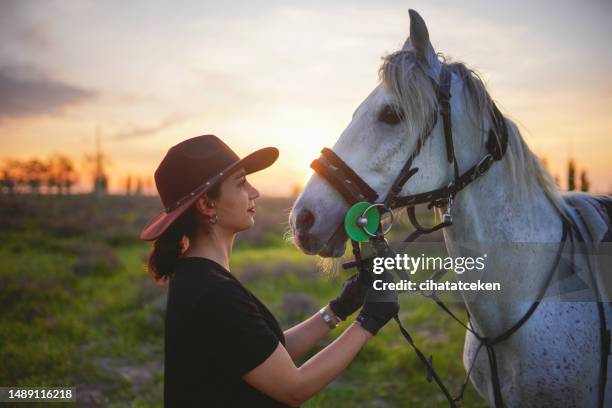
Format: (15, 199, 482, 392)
(408, 9, 430, 58)
(403, 9, 441, 80)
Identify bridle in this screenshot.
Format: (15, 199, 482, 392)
(311, 64, 508, 232)
(309, 63, 608, 407)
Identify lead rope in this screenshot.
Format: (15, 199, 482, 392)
(350, 236, 458, 407)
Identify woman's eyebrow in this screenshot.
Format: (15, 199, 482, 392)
(234, 171, 247, 179)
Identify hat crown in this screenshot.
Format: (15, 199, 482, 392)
(154, 135, 240, 209)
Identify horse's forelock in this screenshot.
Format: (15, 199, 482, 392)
(378, 50, 438, 145)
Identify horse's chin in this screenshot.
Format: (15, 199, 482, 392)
(317, 224, 348, 258)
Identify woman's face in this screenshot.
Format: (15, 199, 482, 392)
(214, 167, 260, 233)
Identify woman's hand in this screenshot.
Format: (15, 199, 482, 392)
(329, 273, 366, 321)
(355, 270, 399, 335)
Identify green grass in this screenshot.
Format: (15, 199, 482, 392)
(0, 195, 488, 407)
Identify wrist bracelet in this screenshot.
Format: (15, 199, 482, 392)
(319, 306, 339, 329)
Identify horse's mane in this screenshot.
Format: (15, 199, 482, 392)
(379, 50, 569, 221)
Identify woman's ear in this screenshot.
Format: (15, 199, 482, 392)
(195, 196, 216, 217)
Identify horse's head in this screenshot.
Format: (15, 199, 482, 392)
(290, 10, 484, 257)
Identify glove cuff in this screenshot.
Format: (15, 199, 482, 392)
(355, 314, 380, 336)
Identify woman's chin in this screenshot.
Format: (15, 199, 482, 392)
(244, 216, 256, 229)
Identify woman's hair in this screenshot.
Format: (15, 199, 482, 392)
(147, 183, 222, 284)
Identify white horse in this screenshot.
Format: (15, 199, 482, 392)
(290, 9, 612, 407)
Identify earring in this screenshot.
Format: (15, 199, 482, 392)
(209, 214, 218, 225)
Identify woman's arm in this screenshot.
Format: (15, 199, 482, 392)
(283, 304, 339, 361)
(284, 273, 365, 360)
(243, 291, 399, 407)
(244, 321, 372, 407)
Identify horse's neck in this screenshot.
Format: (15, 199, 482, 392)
(440, 153, 563, 336)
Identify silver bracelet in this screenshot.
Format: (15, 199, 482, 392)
(319, 306, 339, 329)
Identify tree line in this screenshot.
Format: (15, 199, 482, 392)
(0, 155, 150, 196)
(0, 155, 595, 195)
(0, 155, 78, 195)
(540, 157, 591, 192)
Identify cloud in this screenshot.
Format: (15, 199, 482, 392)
(0, 66, 97, 119)
(0, 0, 53, 52)
(114, 114, 186, 140)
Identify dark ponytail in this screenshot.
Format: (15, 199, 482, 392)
(146, 183, 222, 284)
(147, 207, 196, 284)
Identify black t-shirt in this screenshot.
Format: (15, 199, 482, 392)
(164, 257, 291, 407)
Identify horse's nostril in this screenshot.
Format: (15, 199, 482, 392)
(294, 208, 321, 253)
(296, 208, 315, 232)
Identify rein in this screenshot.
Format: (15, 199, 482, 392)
(309, 63, 608, 407)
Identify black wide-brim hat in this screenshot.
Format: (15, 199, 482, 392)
(140, 134, 278, 241)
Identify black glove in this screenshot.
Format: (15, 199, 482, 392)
(329, 273, 366, 321)
(355, 271, 399, 335)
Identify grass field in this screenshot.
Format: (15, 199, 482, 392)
(0, 194, 488, 407)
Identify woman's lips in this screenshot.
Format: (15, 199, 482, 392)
(247, 208, 256, 215)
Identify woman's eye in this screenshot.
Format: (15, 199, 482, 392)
(378, 105, 404, 125)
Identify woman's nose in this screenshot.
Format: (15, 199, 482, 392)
(249, 184, 260, 200)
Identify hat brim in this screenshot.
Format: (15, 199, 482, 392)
(140, 146, 279, 241)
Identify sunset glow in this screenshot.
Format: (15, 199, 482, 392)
(1, 1, 610, 196)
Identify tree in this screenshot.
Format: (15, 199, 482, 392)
(60, 155, 77, 194)
(25, 158, 49, 194)
(567, 159, 576, 191)
(0, 159, 21, 195)
(580, 170, 590, 192)
(134, 177, 143, 196)
(47, 156, 59, 194)
(125, 175, 132, 196)
(46, 155, 78, 194)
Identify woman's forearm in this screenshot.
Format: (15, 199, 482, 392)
(283, 304, 338, 360)
(293, 322, 372, 404)
(245, 277, 394, 406)
(243, 321, 373, 407)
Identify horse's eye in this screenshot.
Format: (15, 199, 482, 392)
(378, 105, 404, 125)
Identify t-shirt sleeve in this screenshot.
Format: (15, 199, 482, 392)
(196, 282, 280, 378)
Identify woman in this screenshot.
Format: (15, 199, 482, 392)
(140, 135, 399, 407)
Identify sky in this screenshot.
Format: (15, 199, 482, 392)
(1, 0, 611, 196)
